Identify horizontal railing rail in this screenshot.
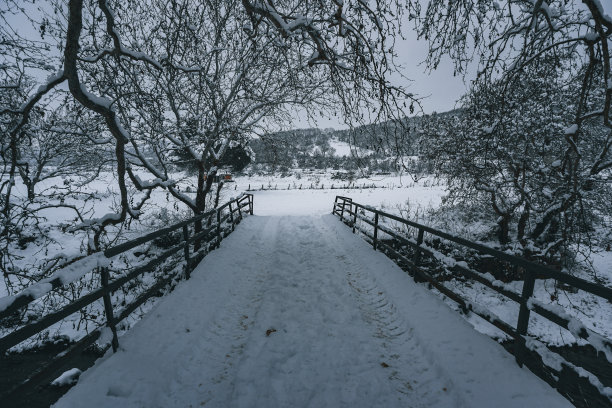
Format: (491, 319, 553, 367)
(333, 195, 612, 405)
(0, 193, 254, 400)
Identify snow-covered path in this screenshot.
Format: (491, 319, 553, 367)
(55, 216, 571, 408)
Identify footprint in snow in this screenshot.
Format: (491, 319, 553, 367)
(106, 383, 132, 397)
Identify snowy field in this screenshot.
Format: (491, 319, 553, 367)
(247, 184, 444, 216)
(1, 172, 444, 345)
(54, 216, 570, 408)
(3, 168, 611, 405)
(230, 171, 433, 192)
(4, 170, 612, 354)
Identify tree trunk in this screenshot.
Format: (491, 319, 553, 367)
(498, 214, 510, 245)
(193, 163, 217, 251)
(517, 205, 530, 245)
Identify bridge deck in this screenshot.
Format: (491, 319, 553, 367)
(55, 215, 570, 408)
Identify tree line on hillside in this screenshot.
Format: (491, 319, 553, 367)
(246, 126, 420, 173)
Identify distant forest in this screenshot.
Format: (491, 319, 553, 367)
(245, 116, 426, 174)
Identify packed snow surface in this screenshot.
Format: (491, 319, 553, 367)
(248, 186, 443, 216)
(55, 215, 571, 408)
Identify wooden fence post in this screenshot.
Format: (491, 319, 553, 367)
(373, 212, 379, 251)
(183, 225, 190, 278)
(352, 204, 358, 233)
(249, 195, 254, 215)
(229, 202, 235, 231)
(216, 208, 222, 246)
(412, 228, 424, 280)
(340, 198, 347, 220)
(515, 268, 535, 367)
(100, 267, 119, 352)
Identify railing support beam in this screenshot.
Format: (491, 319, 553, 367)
(100, 267, 119, 352)
(373, 213, 379, 251)
(216, 209, 222, 247)
(183, 225, 191, 278)
(515, 269, 535, 367)
(412, 228, 424, 280)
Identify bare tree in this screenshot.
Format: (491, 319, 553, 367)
(1, 0, 413, 297)
(412, 0, 612, 268)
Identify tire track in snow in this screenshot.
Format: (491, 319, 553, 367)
(219, 216, 407, 407)
(207, 217, 285, 406)
(315, 219, 464, 408)
(166, 216, 460, 407)
(162, 217, 282, 407)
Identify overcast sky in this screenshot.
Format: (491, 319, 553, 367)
(395, 36, 470, 114)
(6, 3, 471, 132)
(291, 29, 473, 130)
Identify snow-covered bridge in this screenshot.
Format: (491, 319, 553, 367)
(54, 215, 569, 408)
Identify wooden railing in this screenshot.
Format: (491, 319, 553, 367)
(333, 195, 612, 405)
(0, 193, 253, 400)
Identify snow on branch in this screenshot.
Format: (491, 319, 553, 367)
(0, 253, 108, 314)
(3, 70, 66, 136)
(527, 298, 612, 362)
(97, 0, 163, 70)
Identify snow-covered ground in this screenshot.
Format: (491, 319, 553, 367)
(4, 170, 610, 358)
(246, 183, 444, 217)
(239, 187, 612, 349)
(1, 171, 443, 348)
(229, 171, 436, 192)
(54, 215, 570, 408)
(327, 137, 373, 157)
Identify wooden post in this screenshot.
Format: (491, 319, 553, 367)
(216, 208, 222, 246)
(237, 197, 243, 220)
(340, 198, 347, 220)
(352, 204, 358, 233)
(412, 228, 424, 280)
(373, 212, 379, 251)
(183, 225, 190, 278)
(515, 268, 536, 367)
(249, 195, 254, 215)
(100, 267, 119, 352)
(229, 202, 235, 231)
(413, 228, 424, 263)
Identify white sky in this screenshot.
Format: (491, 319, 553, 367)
(394, 36, 470, 114)
(5, 3, 471, 132)
(291, 30, 472, 130)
